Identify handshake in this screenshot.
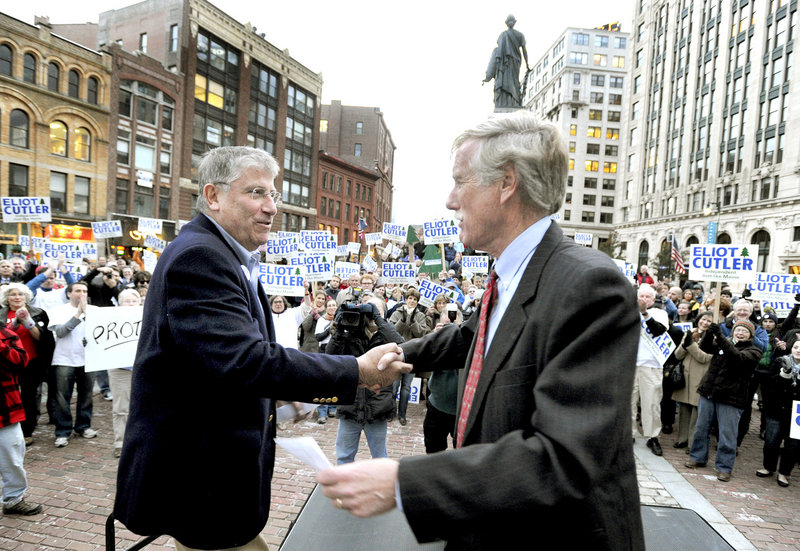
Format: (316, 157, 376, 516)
(356, 343, 412, 391)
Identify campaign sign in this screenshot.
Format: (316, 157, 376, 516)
(362, 255, 378, 273)
(423, 219, 460, 245)
(42, 241, 95, 262)
(747, 272, 800, 301)
(574, 233, 593, 246)
(138, 217, 162, 235)
(259, 263, 306, 297)
(276, 231, 300, 241)
(85, 306, 144, 372)
(144, 234, 167, 253)
(17, 235, 46, 254)
(335, 261, 360, 279)
(336, 245, 348, 257)
(382, 222, 407, 242)
(289, 254, 334, 282)
(689, 244, 755, 283)
(365, 232, 383, 246)
(382, 262, 416, 285)
(612, 260, 637, 281)
(639, 317, 675, 366)
(143, 249, 158, 273)
(1, 197, 51, 223)
(391, 244, 403, 258)
(300, 230, 337, 252)
(675, 322, 693, 333)
(91, 220, 123, 239)
(395, 377, 423, 404)
(791, 401, 800, 440)
(347, 242, 361, 254)
(418, 279, 451, 308)
(264, 237, 299, 258)
(462, 255, 489, 275)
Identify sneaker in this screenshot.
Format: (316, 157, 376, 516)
(756, 468, 773, 478)
(777, 474, 789, 487)
(102, 390, 113, 401)
(684, 460, 706, 469)
(54, 436, 69, 448)
(80, 428, 98, 439)
(317, 416, 327, 424)
(3, 499, 42, 516)
(716, 470, 731, 482)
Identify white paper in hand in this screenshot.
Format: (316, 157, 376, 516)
(275, 436, 332, 471)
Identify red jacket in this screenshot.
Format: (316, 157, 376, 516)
(0, 325, 28, 428)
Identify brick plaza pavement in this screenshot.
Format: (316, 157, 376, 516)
(1, 392, 798, 550)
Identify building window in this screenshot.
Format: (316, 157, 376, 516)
(583, 194, 596, 206)
(137, 96, 158, 125)
(610, 76, 624, 88)
(74, 176, 90, 214)
(584, 177, 597, 188)
(751, 230, 771, 272)
(603, 162, 617, 173)
(9, 109, 29, 148)
(68, 69, 80, 98)
(85, 76, 99, 104)
(586, 143, 600, 154)
(135, 135, 157, 172)
(593, 54, 607, 66)
(600, 212, 614, 224)
(587, 126, 601, 138)
(356, 121, 363, 135)
(591, 74, 605, 86)
(139, 33, 148, 53)
(572, 32, 589, 45)
(159, 187, 170, 219)
(134, 185, 154, 217)
(115, 178, 129, 213)
(23, 53, 36, 83)
(48, 62, 60, 92)
(162, 106, 173, 131)
(590, 92, 604, 103)
(604, 145, 618, 156)
(50, 172, 67, 211)
(160, 144, 171, 175)
(602, 178, 615, 190)
(595, 35, 609, 48)
(614, 37, 627, 49)
(9, 164, 28, 196)
(589, 109, 603, 120)
(585, 160, 599, 172)
(170, 25, 179, 52)
(612, 56, 625, 68)
(607, 111, 621, 122)
(0, 44, 11, 75)
(119, 90, 132, 117)
(355, 143, 362, 157)
(117, 131, 130, 165)
(601, 196, 615, 207)
(581, 211, 595, 222)
(74, 128, 91, 161)
(50, 121, 67, 156)
(606, 127, 619, 140)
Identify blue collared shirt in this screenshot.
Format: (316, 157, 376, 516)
(485, 217, 552, 354)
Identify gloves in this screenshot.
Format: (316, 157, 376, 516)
(779, 366, 793, 380)
(795, 292, 800, 304)
(682, 330, 694, 348)
(741, 288, 751, 298)
(708, 322, 721, 336)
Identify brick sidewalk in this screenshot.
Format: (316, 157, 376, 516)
(2, 394, 798, 550)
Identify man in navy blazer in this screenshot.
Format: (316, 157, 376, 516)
(318, 112, 645, 550)
(113, 147, 405, 551)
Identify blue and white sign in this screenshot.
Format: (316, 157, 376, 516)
(418, 279, 451, 308)
(276, 231, 300, 241)
(382, 222, 407, 243)
(574, 233, 593, 246)
(362, 255, 378, 273)
(289, 253, 334, 282)
(144, 234, 167, 253)
(336, 245, 349, 257)
(462, 255, 489, 275)
(688, 244, 755, 283)
(259, 263, 306, 296)
(675, 322, 693, 333)
(746, 272, 800, 317)
(264, 237, 299, 258)
(335, 261, 360, 279)
(300, 230, 337, 252)
(706, 221, 718, 244)
(138, 217, 162, 235)
(91, 220, 123, 239)
(17, 235, 46, 254)
(365, 232, 383, 246)
(42, 241, 96, 262)
(640, 317, 676, 366)
(423, 219, 460, 245)
(395, 377, 423, 404)
(791, 401, 800, 440)
(347, 242, 362, 255)
(382, 262, 416, 285)
(1, 197, 51, 223)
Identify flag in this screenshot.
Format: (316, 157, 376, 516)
(671, 242, 686, 275)
(358, 218, 368, 241)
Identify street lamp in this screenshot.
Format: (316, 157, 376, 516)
(704, 201, 721, 244)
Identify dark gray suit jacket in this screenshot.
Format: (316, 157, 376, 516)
(114, 214, 359, 549)
(398, 223, 644, 550)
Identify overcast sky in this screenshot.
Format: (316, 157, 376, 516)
(5, 0, 635, 224)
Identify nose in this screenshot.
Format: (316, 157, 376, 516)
(445, 185, 459, 212)
(262, 196, 278, 216)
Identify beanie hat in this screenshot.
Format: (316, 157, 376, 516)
(761, 312, 779, 324)
(732, 319, 755, 338)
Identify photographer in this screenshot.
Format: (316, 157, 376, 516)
(326, 296, 404, 464)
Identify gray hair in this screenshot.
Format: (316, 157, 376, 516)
(733, 298, 753, 314)
(0, 282, 33, 307)
(118, 288, 141, 305)
(195, 146, 280, 213)
(452, 111, 567, 215)
(637, 283, 656, 299)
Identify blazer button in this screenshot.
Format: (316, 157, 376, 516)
(269, 414, 273, 422)
(331, 397, 338, 403)
(313, 398, 320, 403)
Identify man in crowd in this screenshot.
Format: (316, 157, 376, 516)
(113, 146, 407, 551)
(324, 275, 341, 300)
(317, 111, 644, 550)
(0, 260, 13, 285)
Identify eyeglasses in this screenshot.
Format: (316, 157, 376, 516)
(212, 182, 281, 205)
(137, 280, 150, 286)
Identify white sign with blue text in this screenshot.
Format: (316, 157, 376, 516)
(423, 219, 460, 245)
(289, 254, 334, 282)
(91, 220, 123, 239)
(138, 217, 163, 235)
(264, 237, 299, 258)
(382, 223, 407, 243)
(259, 264, 306, 296)
(688, 244, 755, 283)
(381, 262, 416, 285)
(791, 401, 800, 440)
(574, 233, 593, 246)
(461, 255, 489, 275)
(365, 232, 383, 245)
(418, 279, 451, 308)
(1, 197, 51, 223)
(745, 272, 800, 317)
(144, 234, 167, 253)
(335, 261, 360, 279)
(640, 316, 676, 366)
(300, 230, 337, 253)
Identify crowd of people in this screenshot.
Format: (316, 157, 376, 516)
(631, 274, 800, 487)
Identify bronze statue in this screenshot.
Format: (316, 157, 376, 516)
(484, 15, 530, 109)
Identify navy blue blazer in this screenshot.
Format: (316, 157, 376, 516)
(114, 214, 359, 549)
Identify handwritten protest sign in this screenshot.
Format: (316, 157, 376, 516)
(91, 220, 123, 239)
(1, 197, 51, 223)
(462, 255, 489, 275)
(688, 244, 755, 283)
(138, 217, 162, 235)
(423, 219, 460, 245)
(335, 261, 360, 279)
(259, 264, 306, 296)
(382, 222, 407, 243)
(640, 317, 676, 366)
(382, 262, 416, 285)
(289, 254, 334, 282)
(85, 306, 143, 372)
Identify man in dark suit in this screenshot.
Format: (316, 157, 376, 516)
(317, 112, 645, 550)
(113, 147, 406, 551)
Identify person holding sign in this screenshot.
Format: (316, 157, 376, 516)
(316, 111, 644, 550)
(113, 146, 408, 551)
(685, 320, 762, 481)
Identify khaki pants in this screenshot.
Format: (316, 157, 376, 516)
(174, 534, 269, 551)
(632, 365, 663, 439)
(107, 368, 131, 451)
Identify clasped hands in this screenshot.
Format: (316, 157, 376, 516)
(356, 343, 412, 391)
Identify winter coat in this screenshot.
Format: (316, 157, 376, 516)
(672, 329, 714, 407)
(696, 332, 762, 409)
(758, 355, 800, 422)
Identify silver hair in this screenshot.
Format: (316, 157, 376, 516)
(195, 146, 280, 213)
(637, 283, 656, 298)
(452, 111, 567, 215)
(117, 288, 141, 305)
(0, 282, 33, 307)
(733, 298, 753, 314)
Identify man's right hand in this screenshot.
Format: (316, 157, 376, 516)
(356, 343, 412, 390)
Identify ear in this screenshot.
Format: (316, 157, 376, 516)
(499, 163, 519, 204)
(203, 183, 222, 212)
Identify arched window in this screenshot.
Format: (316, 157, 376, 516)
(68, 69, 80, 98)
(10, 109, 29, 148)
(751, 230, 771, 272)
(23, 53, 36, 83)
(716, 232, 732, 244)
(0, 44, 12, 76)
(48, 62, 60, 92)
(638, 240, 650, 270)
(50, 121, 67, 156)
(74, 127, 91, 161)
(87, 76, 99, 104)
(685, 235, 700, 247)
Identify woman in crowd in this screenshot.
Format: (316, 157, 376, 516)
(756, 339, 800, 487)
(685, 319, 762, 481)
(426, 294, 448, 332)
(675, 301, 695, 324)
(269, 294, 310, 349)
(0, 283, 54, 446)
(682, 288, 700, 317)
(672, 311, 714, 450)
(298, 291, 329, 353)
(131, 271, 151, 302)
(107, 289, 141, 458)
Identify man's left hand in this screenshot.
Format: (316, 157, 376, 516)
(357, 343, 411, 390)
(317, 458, 399, 517)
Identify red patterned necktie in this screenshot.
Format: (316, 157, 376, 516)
(456, 270, 498, 448)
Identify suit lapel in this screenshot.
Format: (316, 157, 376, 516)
(460, 223, 565, 440)
(257, 281, 274, 341)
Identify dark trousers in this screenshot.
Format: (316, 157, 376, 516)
(423, 402, 455, 454)
(737, 377, 763, 447)
(19, 360, 45, 437)
(660, 376, 676, 427)
(762, 415, 799, 476)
